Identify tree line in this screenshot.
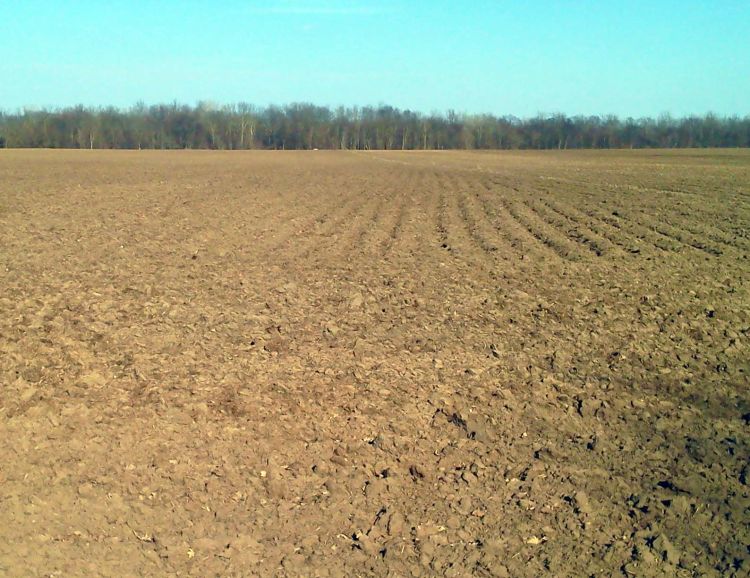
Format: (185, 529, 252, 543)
(0, 102, 748, 150)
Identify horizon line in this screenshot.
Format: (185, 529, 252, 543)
(1, 102, 748, 121)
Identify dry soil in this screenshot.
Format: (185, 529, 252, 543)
(1, 149, 749, 577)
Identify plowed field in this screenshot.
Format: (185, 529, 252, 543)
(1, 150, 748, 577)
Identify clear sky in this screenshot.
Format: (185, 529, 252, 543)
(1, 0, 748, 117)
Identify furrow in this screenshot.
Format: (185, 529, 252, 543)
(500, 197, 583, 262)
(522, 198, 610, 257)
(579, 205, 682, 253)
(620, 209, 724, 256)
(537, 197, 636, 254)
(298, 186, 378, 264)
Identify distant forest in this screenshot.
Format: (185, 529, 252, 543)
(1, 103, 748, 150)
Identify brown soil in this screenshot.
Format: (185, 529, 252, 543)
(1, 149, 748, 577)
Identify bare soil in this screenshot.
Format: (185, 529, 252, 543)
(1, 149, 748, 577)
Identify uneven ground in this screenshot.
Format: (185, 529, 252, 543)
(1, 149, 748, 577)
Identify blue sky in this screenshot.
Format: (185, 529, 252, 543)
(1, 0, 748, 117)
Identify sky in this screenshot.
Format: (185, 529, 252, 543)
(0, 0, 748, 118)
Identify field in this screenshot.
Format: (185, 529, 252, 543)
(1, 149, 748, 577)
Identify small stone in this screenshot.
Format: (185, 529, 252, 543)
(81, 372, 106, 387)
(574, 491, 592, 515)
(635, 545, 658, 566)
(465, 418, 491, 442)
(325, 323, 340, 336)
(526, 536, 542, 545)
(20, 366, 43, 383)
(429, 533, 448, 545)
(387, 512, 406, 536)
(300, 534, 319, 549)
(652, 534, 680, 565)
(349, 293, 364, 309)
(19, 385, 38, 403)
(483, 538, 505, 556)
(489, 565, 510, 578)
(77, 483, 95, 497)
(263, 336, 287, 353)
(265, 478, 285, 499)
(455, 497, 473, 515)
(669, 495, 691, 515)
(355, 534, 379, 556)
(446, 516, 461, 529)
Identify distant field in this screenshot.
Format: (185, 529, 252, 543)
(1, 149, 748, 577)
